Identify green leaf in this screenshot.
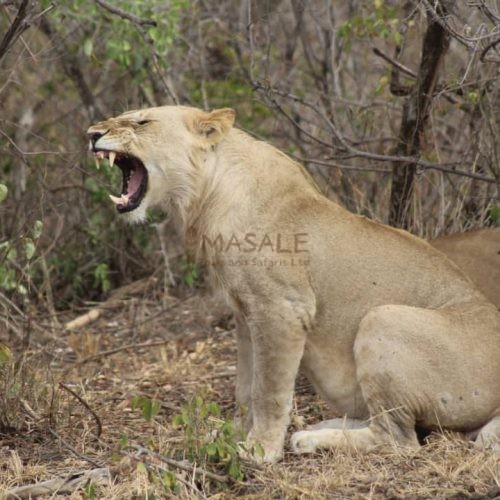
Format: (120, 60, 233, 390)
(83, 38, 93, 57)
(32, 220, 43, 239)
(24, 238, 36, 260)
(0, 343, 12, 366)
(161, 471, 176, 490)
(131, 396, 142, 410)
(119, 434, 129, 449)
(208, 402, 221, 417)
(172, 414, 185, 427)
(253, 442, 265, 458)
(0, 184, 7, 203)
(206, 442, 218, 456)
(93, 263, 111, 293)
(228, 460, 242, 480)
(136, 462, 148, 474)
(217, 443, 226, 459)
(7, 247, 17, 262)
(83, 482, 96, 500)
(489, 205, 500, 222)
(131, 396, 160, 421)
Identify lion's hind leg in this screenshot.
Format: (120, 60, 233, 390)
(292, 304, 452, 455)
(292, 409, 419, 454)
(293, 303, 499, 455)
(308, 417, 367, 431)
(292, 308, 424, 455)
(293, 418, 368, 451)
(473, 412, 500, 453)
(291, 427, 379, 453)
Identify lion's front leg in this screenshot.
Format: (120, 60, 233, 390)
(234, 314, 253, 433)
(245, 313, 307, 463)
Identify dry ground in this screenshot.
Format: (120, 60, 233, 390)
(1, 282, 499, 499)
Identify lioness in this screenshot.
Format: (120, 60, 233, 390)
(430, 228, 500, 309)
(87, 106, 500, 462)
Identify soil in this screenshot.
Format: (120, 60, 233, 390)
(0, 281, 498, 498)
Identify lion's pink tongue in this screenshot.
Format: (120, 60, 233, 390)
(127, 168, 143, 196)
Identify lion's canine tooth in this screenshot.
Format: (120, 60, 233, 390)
(95, 156, 101, 169)
(121, 194, 129, 205)
(109, 194, 122, 205)
(109, 151, 116, 167)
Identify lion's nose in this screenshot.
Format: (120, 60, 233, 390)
(88, 130, 108, 149)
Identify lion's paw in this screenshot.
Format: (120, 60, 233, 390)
(238, 439, 283, 464)
(291, 430, 327, 454)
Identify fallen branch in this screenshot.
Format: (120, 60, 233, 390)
(6, 468, 110, 499)
(59, 382, 103, 438)
(129, 444, 230, 483)
(20, 399, 104, 468)
(65, 308, 101, 330)
(122, 449, 205, 498)
(73, 339, 171, 366)
(65, 276, 157, 330)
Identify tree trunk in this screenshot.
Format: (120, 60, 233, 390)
(388, 1, 450, 228)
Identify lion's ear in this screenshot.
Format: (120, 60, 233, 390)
(193, 108, 235, 143)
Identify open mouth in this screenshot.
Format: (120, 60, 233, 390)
(93, 150, 148, 213)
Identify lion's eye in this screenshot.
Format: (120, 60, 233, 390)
(137, 120, 151, 126)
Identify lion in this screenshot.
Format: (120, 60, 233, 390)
(430, 228, 500, 309)
(87, 106, 500, 462)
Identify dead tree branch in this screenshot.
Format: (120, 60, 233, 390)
(389, 1, 450, 228)
(0, 0, 54, 65)
(93, 0, 157, 27)
(253, 82, 496, 184)
(372, 47, 417, 80)
(480, 36, 500, 62)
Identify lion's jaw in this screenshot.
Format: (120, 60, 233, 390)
(87, 106, 236, 225)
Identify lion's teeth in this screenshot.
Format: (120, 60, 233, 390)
(109, 194, 129, 206)
(95, 156, 100, 169)
(109, 151, 116, 167)
(97, 151, 105, 159)
(109, 194, 122, 205)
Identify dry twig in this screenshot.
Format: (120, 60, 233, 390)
(93, 0, 157, 27)
(59, 382, 103, 438)
(128, 443, 230, 483)
(73, 339, 171, 366)
(5, 468, 110, 499)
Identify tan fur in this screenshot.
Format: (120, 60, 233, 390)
(88, 106, 500, 462)
(430, 229, 500, 309)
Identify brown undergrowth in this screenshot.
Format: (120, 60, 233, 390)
(0, 283, 499, 499)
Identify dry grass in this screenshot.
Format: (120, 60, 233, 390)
(1, 286, 499, 499)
